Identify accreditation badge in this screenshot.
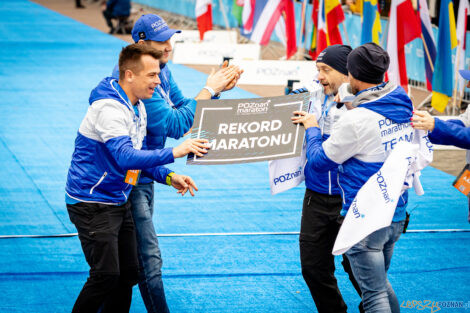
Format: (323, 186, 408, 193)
(453, 164, 470, 196)
(124, 170, 141, 186)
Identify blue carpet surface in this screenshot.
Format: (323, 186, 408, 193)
(0, 0, 468, 312)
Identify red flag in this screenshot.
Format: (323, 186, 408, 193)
(284, 0, 297, 59)
(310, 0, 344, 59)
(386, 0, 421, 92)
(196, 0, 212, 40)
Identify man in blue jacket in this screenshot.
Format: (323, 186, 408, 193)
(65, 44, 209, 313)
(412, 69, 470, 222)
(293, 43, 412, 313)
(113, 14, 242, 313)
(293, 45, 364, 313)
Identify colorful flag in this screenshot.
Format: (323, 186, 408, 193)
(243, 0, 255, 32)
(418, 0, 437, 91)
(455, 0, 469, 92)
(310, 0, 344, 58)
(243, 0, 297, 59)
(232, 0, 244, 25)
(361, 0, 381, 44)
(386, 0, 421, 93)
(431, 0, 458, 112)
(308, 0, 320, 57)
(195, 0, 213, 40)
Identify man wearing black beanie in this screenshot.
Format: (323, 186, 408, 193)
(291, 44, 364, 313)
(293, 42, 414, 312)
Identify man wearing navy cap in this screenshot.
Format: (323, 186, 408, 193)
(412, 69, 470, 222)
(116, 14, 242, 313)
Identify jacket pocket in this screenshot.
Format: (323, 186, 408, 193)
(90, 172, 107, 194)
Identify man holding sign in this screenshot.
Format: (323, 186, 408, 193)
(111, 14, 242, 313)
(291, 45, 365, 313)
(293, 43, 412, 313)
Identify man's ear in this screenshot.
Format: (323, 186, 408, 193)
(124, 69, 134, 82)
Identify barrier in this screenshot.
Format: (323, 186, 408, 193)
(171, 30, 238, 46)
(232, 60, 318, 86)
(172, 42, 260, 65)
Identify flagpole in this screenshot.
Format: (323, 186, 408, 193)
(451, 40, 462, 115)
(420, 34, 435, 72)
(297, 0, 308, 60)
(218, 0, 231, 31)
(341, 21, 351, 46)
(380, 18, 389, 48)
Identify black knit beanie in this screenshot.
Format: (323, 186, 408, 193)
(316, 44, 352, 76)
(347, 42, 390, 84)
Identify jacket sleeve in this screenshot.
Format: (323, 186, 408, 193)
(95, 103, 175, 170)
(144, 75, 197, 140)
(305, 127, 340, 172)
(320, 112, 362, 166)
(105, 136, 174, 170)
(428, 118, 470, 149)
(142, 166, 173, 185)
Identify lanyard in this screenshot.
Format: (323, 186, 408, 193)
(319, 96, 335, 132)
(156, 85, 175, 108)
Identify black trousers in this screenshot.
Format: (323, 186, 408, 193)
(67, 201, 139, 313)
(299, 189, 363, 313)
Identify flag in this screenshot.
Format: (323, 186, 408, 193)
(310, 0, 344, 58)
(232, 0, 244, 25)
(455, 0, 469, 92)
(386, 0, 421, 93)
(361, 0, 381, 44)
(196, 0, 212, 40)
(243, 0, 297, 59)
(418, 0, 437, 91)
(431, 0, 458, 112)
(242, 0, 255, 33)
(308, 0, 320, 57)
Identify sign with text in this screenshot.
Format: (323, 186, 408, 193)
(187, 94, 310, 165)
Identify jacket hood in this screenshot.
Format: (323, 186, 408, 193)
(353, 82, 413, 124)
(89, 77, 127, 106)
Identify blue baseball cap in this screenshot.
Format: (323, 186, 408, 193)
(459, 69, 470, 81)
(131, 14, 181, 43)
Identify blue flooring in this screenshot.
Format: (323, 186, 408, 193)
(0, 0, 468, 312)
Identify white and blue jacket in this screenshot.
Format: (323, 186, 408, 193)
(305, 95, 346, 195)
(428, 107, 470, 163)
(65, 77, 174, 205)
(305, 82, 413, 221)
(112, 64, 197, 184)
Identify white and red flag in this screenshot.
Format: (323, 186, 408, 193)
(196, 0, 213, 40)
(455, 0, 469, 92)
(386, 0, 421, 92)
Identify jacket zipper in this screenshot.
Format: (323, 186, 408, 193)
(90, 172, 107, 194)
(337, 172, 346, 204)
(328, 171, 332, 195)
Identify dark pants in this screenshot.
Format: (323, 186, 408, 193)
(67, 201, 140, 313)
(299, 189, 364, 313)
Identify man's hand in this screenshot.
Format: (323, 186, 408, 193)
(292, 110, 319, 129)
(220, 60, 244, 92)
(411, 110, 435, 131)
(173, 138, 210, 158)
(206, 62, 242, 94)
(170, 174, 198, 196)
